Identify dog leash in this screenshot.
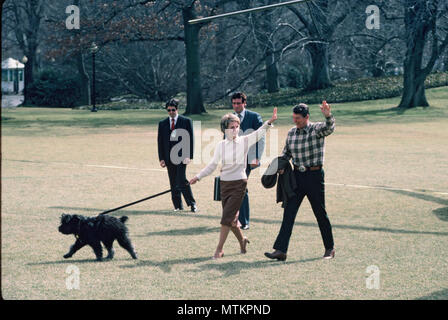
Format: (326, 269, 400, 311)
(98, 189, 172, 215)
(98, 182, 191, 215)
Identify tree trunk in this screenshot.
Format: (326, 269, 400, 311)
(214, 4, 227, 94)
(260, 1, 279, 93)
(399, 69, 428, 108)
(183, 6, 205, 115)
(398, 0, 442, 109)
(72, 0, 90, 107)
(265, 48, 279, 93)
(76, 52, 91, 106)
(263, 3, 279, 93)
(288, 0, 333, 91)
(16, 0, 43, 106)
(399, 26, 429, 108)
(306, 42, 332, 91)
(444, 53, 448, 72)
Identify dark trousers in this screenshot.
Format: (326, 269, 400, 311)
(273, 169, 334, 253)
(238, 165, 252, 226)
(166, 162, 196, 209)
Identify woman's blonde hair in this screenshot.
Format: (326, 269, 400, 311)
(220, 113, 240, 133)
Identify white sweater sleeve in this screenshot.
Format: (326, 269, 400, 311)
(244, 121, 272, 148)
(196, 141, 222, 180)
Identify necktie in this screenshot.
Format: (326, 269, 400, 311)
(237, 113, 242, 121)
(171, 118, 175, 131)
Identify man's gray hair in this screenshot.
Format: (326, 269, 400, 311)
(220, 113, 240, 133)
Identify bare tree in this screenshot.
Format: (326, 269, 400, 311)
(251, 0, 280, 93)
(330, 0, 404, 80)
(288, 0, 355, 90)
(45, 0, 185, 105)
(99, 41, 186, 101)
(182, 1, 206, 114)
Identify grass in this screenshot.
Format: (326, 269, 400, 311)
(1, 87, 448, 299)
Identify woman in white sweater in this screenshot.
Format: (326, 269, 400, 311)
(189, 108, 277, 259)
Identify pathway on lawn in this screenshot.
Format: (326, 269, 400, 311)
(1, 94, 24, 108)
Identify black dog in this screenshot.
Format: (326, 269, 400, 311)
(58, 213, 138, 261)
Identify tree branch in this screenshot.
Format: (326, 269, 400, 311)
(287, 5, 312, 31)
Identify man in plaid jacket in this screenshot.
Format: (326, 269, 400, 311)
(265, 101, 336, 261)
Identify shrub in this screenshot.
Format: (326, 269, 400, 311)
(26, 69, 81, 108)
(247, 71, 448, 108)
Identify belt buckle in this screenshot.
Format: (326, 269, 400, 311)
(298, 165, 306, 172)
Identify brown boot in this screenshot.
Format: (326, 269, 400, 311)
(264, 250, 287, 261)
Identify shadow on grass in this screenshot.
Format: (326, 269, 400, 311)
(383, 189, 448, 206)
(382, 189, 448, 222)
(119, 255, 216, 273)
(50, 206, 448, 237)
(118, 253, 321, 276)
(416, 288, 448, 300)
(189, 257, 322, 277)
(27, 258, 101, 266)
(136, 226, 220, 237)
(432, 207, 448, 222)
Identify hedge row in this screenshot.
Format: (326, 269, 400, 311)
(26, 69, 81, 108)
(24, 70, 447, 109)
(246, 71, 448, 108)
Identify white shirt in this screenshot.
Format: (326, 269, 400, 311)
(196, 121, 272, 181)
(169, 114, 179, 127)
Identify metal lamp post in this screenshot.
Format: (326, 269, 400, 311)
(14, 60, 19, 94)
(21, 56, 28, 100)
(90, 42, 99, 112)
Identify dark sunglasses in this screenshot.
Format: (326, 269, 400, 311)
(167, 108, 177, 112)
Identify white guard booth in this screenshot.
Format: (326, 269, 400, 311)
(2, 58, 25, 94)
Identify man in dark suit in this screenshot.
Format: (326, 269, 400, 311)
(158, 99, 197, 212)
(231, 92, 265, 229)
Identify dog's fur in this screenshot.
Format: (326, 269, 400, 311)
(58, 213, 138, 261)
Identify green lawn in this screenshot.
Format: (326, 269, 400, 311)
(1, 87, 448, 299)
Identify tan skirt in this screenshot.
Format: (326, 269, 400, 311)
(220, 179, 248, 227)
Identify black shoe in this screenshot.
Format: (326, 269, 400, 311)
(323, 248, 335, 260)
(190, 203, 198, 212)
(240, 224, 249, 230)
(264, 250, 287, 261)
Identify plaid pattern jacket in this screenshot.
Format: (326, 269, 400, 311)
(281, 115, 335, 167)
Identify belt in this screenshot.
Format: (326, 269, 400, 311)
(294, 165, 322, 172)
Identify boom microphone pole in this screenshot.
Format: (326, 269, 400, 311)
(188, 0, 313, 25)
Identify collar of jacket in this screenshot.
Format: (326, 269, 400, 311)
(295, 123, 311, 134)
